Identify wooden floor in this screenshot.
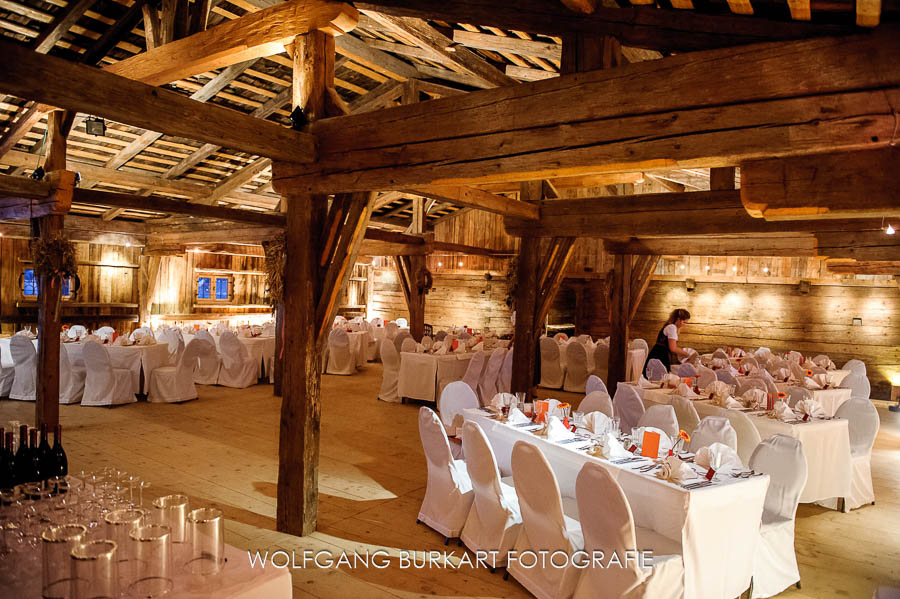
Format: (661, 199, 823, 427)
(2, 365, 898, 598)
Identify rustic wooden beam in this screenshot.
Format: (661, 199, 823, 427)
(628, 254, 660, 322)
(334, 32, 417, 81)
(475, 172, 644, 194)
(273, 29, 900, 192)
(510, 182, 542, 394)
(0, 41, 316, 165)
(200, 158, 272, 206)
(406, 185, 538, 219)
(603, 234, 819, 256)
(741, 148, 900, 220)
(606, 253, 630, 395)
(815, 231, 900, 261)
(31, 0, 96, 53)
(138, 255, 162, 326)
(452, 29, 562, 61)
(826, 260, 900, 275)
(105, 0, 358, 86)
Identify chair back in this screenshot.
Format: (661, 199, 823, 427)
(394, 330, 412, 353)
(612, 384, 645, 432)
(629, 338, 649, 356)
(384, 321, 399, 340)
(95, 326, 116, 341)
(787, 386, 812, 408)
(439, 381, 479, 431)
(539, 337, 564, 389)
(462, 351, 487, 395)
(670, 396, 700, 435)
(478, 348, 506, 402)
(690, 416, 738, 452)
(498, 347, 514, 394)
(715, 369, 737, 385)
(840, 372, 871, 400)
(637, 404, 678, 439)
(421, 336, 433, 350)
(565, 342, 590, 391)
(696, 366, 716, 389)
(400, 337, 417, 353)
(646, 358, 667, 381)
(9, 335, 36, 366)
(723, 409, 762, 465)
(677, 362, 697, 377)
(835, 398, 880, 458)
(585, 374, 607, 395)
(219, 331, 248, 369)
(749, 435, 807, 522)
(435, 330, 447, 342)
(462, 421, 519, 538)
(380, 339, 400, 373)
(82, 339, 112, 372)
(511, 442, 574, 554)
(395, 317, 409, 329)
(841, 359, 866, 375)
(579, 391, 613, 417)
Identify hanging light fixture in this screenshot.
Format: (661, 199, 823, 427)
(84, 116, 106, 136)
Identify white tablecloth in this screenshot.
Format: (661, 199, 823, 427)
(773, 384, 852, 417)
(643, 389, 851, 504)
(398, 352, 473, 403)
(464, 409, 768, 599)
(185, 334, 275, 379)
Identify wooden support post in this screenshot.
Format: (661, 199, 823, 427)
(606, 253, 631, 396)
(273, 305, 284, 396)
(393, 254, 426, 341)
(138, 254, 161, 326)
(511, 181, 543, 394)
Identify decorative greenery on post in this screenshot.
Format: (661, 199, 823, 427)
(262, 234, 286, 307)
(30, 232, 79, 308)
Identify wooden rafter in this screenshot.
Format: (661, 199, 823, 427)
(406, 185, 538, 220)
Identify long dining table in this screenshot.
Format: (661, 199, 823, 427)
(398, 351, 473, 405)
(464, 408, 769, 599)
(184, 333, 276, 379)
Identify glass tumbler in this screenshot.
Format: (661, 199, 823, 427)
(152, 495, 189, 543)
(129, 524, 174, 598)
(70, 540, 119, 599)
(41, 523, 87, 599)
(104, 508, 143, 580)
(185, 507, 225, 581)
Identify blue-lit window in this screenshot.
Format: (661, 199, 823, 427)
(197, 277, 211, 299)
(23, 269, 38, 297)
(215, 278, 229, 300)
(62, 278, 70, 297)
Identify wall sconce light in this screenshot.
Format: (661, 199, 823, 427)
(437, 261, 443, 267)
(685, 278, 696, 292)
(798, 280, 811, 294)
(763, 266, 769, 274)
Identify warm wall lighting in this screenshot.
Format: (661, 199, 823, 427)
(125, 242, 131, 247)
(437, 261, 443, 267)
(458, 261, 464, 267)
(887, 224, 896, 235)
(705, 265, 710, 271)
(732, 266, 738, 272)
(679, 264, 685, 270)
(763, 266, 769, 273)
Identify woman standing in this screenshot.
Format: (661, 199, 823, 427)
(644, 309, 692, 376)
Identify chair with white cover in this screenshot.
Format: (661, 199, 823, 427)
(591, 342, 609, 381)
(393, 330, 412, 353)
(460, 421, 522, 568)
(832, 398, 879, 511)
(579, 391, 613, 418)
(789, 361, 806, 382)
(384, 321, 398, 340)
(478, 348, 506, 405)
(434, 330, 447, 342)
(395, 317, 408, 329)
(677, 362, 697, 377)
(8, 336, 37, 401)
(573, 462, 684, 599)
(129, 326, 154, 342)
(148, 339, 203, 403)
(563, 341, 591, 393)
(613, 384, 645, 433)
(439, 381, 479, 436)
(645, 358, 667, 382)
(539, 337, 565, 389)
(378, 339, 401, 403)
(585, 374, 607, 396)
(738, 377, 768, 395)
(81, 341, 135, 406)
(498, 347, 513, 394)
(0, 343, 14, 397)
(365, 322, 379, 362)
(192, 336, 220, 385)
(841, 359, 866, 376)
(59, 345, 85, 404)
(417, 407, 473, 542)
(94, 326, 116, 342)
(421, 335, 433, 351)
(712, 348, 729, 360)
(509, 441, 583, 599)
(723, 410, 762, 466)
(326, 329, 356, 375)
(216, 331, 258, 388)
(462, 350, 487, 396)
(840, 372, 871, 400)
(696, 365, 717, 389)
(400, 336, 417, 353)
(159, 328, 185, 366)
(67, 325, 88, 339)
(787, 387, 812, 409)
(749, 435, 808, 598)
(629, 337, 649, 358)
(637, 405, 679, 439)
(716, 369, 737, 385)
(689, 416, 738, 452)
(670, 397, 700, 436)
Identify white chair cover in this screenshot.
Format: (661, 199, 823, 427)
(690, 416, 738, 452)
(8, 335, 37, 401)
(395, 317, 408, 329)
(591, 342, 609, 380)
(629, 338, 649, 357)
(579, 391, 613, 418)
(498, 346, 513, 394)
(59, 344, 85, 404)
(417, 407, 473, 538)
(573, 462, 684, 599)
(365, 322, 378, 362)
(81, 341, 135, 406)
(216, 331, 258, 388)
(400, 336, 417, 353)
(0, 342, 14, 397)
(67, 325, 88, 339)
(563, 342, 590, 393)
(677, 362, 697, 377)
(460, 421, 522, 567)
(840, 372, 871, 400)
(129, 326, 154, 342)
(378, 339, 400, 403)
(384, 321, 398, 340)
(787, 386, 812, 408)
(394, 331, 412, 353)
(434, 330, 447, 342)
(585, 374, 607, 396)
(439, 381, 479, 434)
(613, 384, 645, 433)
(148, 339, 203, 403)
(477, 348, 506, 405)
(421, 335, 433, 351)
(696, 365, 717, 389)
(723, 409, 762, 466)
(509, 441, 583, 599)
(841, 359, 866, 376)
(326, 328, 356, 375)
(749, 435, 808, 598)
(646, 358, 667, 382)
(462, 350, 488, 397)
(833, 398, 879, 511)
(539, 337, 566, 389)
(637, 404, 679, 439)
(192, 336, 220, 385)
(738, 377, 768, 395)
(716, 369, 737, 385)
(94, 326, 116, 341)
(670, 396, 700, 436)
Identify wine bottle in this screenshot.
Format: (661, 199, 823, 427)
(39, 423, 54, 478)
(29, 428, 43, 483)
(14, 424, 30, 484)
(53, 425, 68, 477)
(1, 432, 15, 488)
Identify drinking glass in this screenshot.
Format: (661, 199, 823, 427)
(129, 524, 173, 598)
(185, 507, 225, 581)
(515, 392, 527, 409)
(104, 508, 144, 575)
(153, 494, 189, 565)
(41, 523, 87, 599)
(71, 540, 119, 599)
(611, 416, 621, 436)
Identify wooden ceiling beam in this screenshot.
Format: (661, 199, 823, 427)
(815, 231, 900, 261)
(826, 260, 900, 275)
(603, 234, 819, 256)
(452, 29, 561, 61)
(0, 40, 315, 165)
(334, 32, 417, 81)
(405, 184, 538, 219)
(274, 28, 900, 192)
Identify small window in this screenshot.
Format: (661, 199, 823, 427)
(61, 278, 70, 297)
(23, 269, 38, 297)
(215, 278, 229, 300)
(197, 277, 211, 299)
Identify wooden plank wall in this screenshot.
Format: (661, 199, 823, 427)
(0, 237, 140, 333)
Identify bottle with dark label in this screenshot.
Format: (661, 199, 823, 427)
(53, 425, 68, 477)
(1, 431, 16, 488)
(39, 423, 53, 478)
(29, 428, 43, 483)
(14, 424, 30, 484)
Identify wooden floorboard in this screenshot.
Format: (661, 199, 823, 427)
(1, 365, 898, 598)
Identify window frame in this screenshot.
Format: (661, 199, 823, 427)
(196, 274, 233, 304)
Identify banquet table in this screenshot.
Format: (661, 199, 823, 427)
(464, 409, 768, 599)
(185, 334, 275, 379)
(772, 383, 852, 417)
(398, 351, 473, 404)
(642, 388, 851, 504)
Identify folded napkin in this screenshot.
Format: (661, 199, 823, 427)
(655, 455, 694, 483)
(581, 411, 611, 435)
(471, 342, 484, 352)
(741, 388, 767, 409)
(507, 407, 531, 425)
(113, 336, 133, 346)
(453, 343, 466, 354)
(415, 343, 426, 353)
(137, 336, 156, 346)
(82, 334, 101, 344)
(704, 380, 731, 401)
(434, 344, 448, 355)
(637, 375, 655, 388)
(633, 426, 673, 454)
(695, 442, 743, 473)
(768, 400, 795, 422)
(723, 396, 744, 410)
(773, 367, 791, 381)
(804, 376, 822, 390)
(601, 432, 632, 459)
(546, 416, 576, 442)
(795, 398, 825, 419)
(674, 382, 695, 397)
(662, 373, 682, 388)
